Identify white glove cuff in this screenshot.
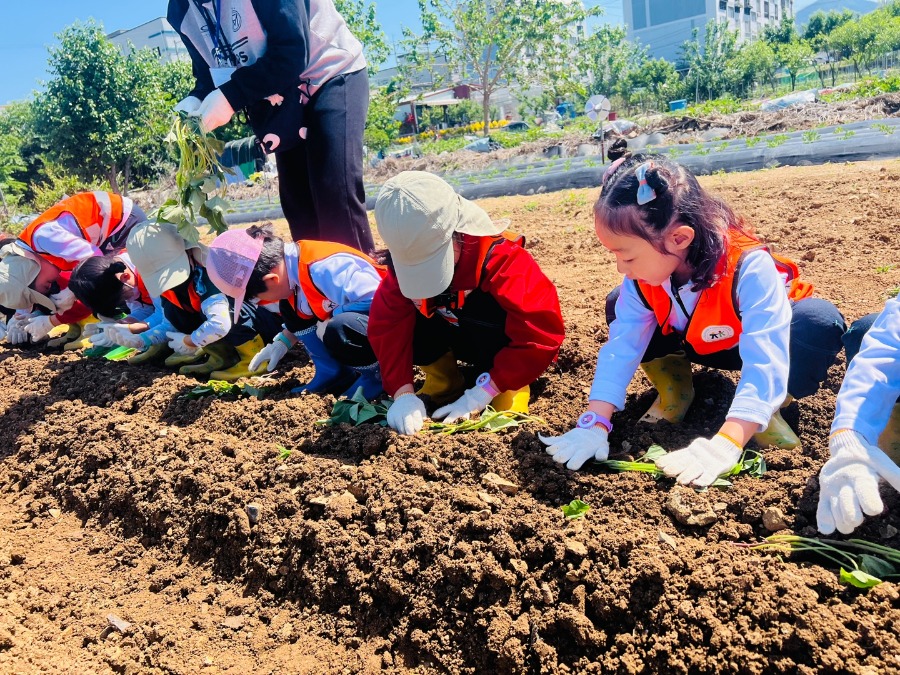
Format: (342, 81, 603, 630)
(710, 433, 743, 461)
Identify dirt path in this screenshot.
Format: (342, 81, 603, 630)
(2, 160, 900, 674)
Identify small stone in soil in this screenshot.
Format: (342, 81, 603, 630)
(107, 614, 131, 633)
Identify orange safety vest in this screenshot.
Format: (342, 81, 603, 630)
(135, 273, 153, 307)
(160, 266, 204, 313)
(636, 230, 814, 356)
(20, 192, 128, 271)
(289, 240, 387, 321)
(416, 231, 525, 318)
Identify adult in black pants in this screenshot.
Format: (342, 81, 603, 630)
(167, 0, 375, 253)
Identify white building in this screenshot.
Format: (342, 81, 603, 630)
(107, 17, 189, 63)
(624, 0, 793, 63)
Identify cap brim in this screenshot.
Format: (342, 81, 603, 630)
(453, 195, 507, 237)
(27, 289, 58, 313)
(394, 238, 455, 300)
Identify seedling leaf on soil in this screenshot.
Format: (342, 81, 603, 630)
(742, 534, 900, 588)
(597, 444, 766, 488)
(561, 499, 590, 519)
(181, 379, 269, 400)
(316, 387, 391, 427)
(276, 445, 292, 461)
(428, 407, 546, 435)
(153, 114, 233, 244)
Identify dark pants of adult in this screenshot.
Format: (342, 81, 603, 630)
(605, 288, 846, 399)
(320, 311, 377, 367)
(163, 297, 281, 347)
(410, 292, 510, 371)
(275, 68, 374, 254)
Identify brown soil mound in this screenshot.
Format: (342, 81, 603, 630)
(2, 161, 900, 673)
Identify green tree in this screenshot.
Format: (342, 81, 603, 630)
(803, 9, 854, 49)
(402, 0, 600, 135)
(0, 102, 37, 215)
(777, 39, 814, 91)
(33, 21, 166, 194)
(763, 15, 798, 47)
(582, 25, 647, 102)
(335, 0, 390, 71)
(829, 12, 887, 77)
(364, 85, 402, 153)
(729, 39, 778, 94)
(627, 58, 684, 111)
(680, 20, 740, 101)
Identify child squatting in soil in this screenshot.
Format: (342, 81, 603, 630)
(368, 170, 565, 436)
(817, 295, 900, 535)
(542, 154, 846, 485)
(204, 224, 387, 399)
(98, 220, 280, 379)
(0, 191, 148, 349)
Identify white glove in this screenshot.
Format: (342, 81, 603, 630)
(166, 331, 199, 356)
(6, 314, 31, 344)
(194, 90, 234, 132)
(817, 430, 900, 535)
(49, 288, 76, 314)
(23, 315, 56, 342)
(387, 393, 427, 435)
(249, 334, 292, 372)
(540, 427, 610, 470)
(106, 325, 148, 350)
(656, 434, 743, 487)
(433, 379, 495, 424)
(88, 325, 116, 348)
(82, 321, 113, 338)
(174, 95, 202, 115)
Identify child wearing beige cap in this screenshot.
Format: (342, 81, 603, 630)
(110, 221, 279, 378)
(369, 171, 565, 435)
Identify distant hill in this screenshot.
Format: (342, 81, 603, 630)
(796, 0, 878, 29)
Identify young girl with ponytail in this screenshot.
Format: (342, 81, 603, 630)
(542, 154, 845, 485)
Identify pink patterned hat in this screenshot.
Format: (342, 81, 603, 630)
(206, 228, 265, 323)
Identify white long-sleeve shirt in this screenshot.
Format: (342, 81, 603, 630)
(17, 214, 101, 263)
(832, 297, 900, 442)
(589, 250, 792, 430)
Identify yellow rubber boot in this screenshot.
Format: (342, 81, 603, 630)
(879, 402, 900, 464)
(639, 353, 695, 423)
(416, 352, 465, 406)
(180, 341, 239, 377)
(753, 396, 801, 450)
(46, 324, 79, 348)
(60, 317, 101, 351)
(209, 335, 268, 381)
(491, 385, 530, 414)
(128, 343, 172, 366)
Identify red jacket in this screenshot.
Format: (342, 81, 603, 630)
(370, 236, 564, 395)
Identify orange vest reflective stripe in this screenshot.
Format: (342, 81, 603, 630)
(20, 192, 127, 271)
(294, 240, 387, 321)
(636, 230, 814, 356)
(416, 231, 525, 318)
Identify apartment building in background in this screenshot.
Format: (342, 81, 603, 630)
(624, 0, 794, 63)
(107, 17, 189, 63)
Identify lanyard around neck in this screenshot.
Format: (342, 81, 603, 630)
(192, 0, 234, 66)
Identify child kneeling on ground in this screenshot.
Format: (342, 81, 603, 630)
(205, 224, 387, 399)
(369, 171, 565, 435)
(108, 221, 279, 378)
(817, 296, 900, 534)
(543, 154, 845, 484)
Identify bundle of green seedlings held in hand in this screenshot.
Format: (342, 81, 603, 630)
(428, 406, 546, 435)
(181, 379, 269, 400)
(598, 444, 766, 488)
(154, 113, 232, 245)
(741, 534, 900, 588)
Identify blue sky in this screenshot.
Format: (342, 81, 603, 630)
(2, 0, 817, 105)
